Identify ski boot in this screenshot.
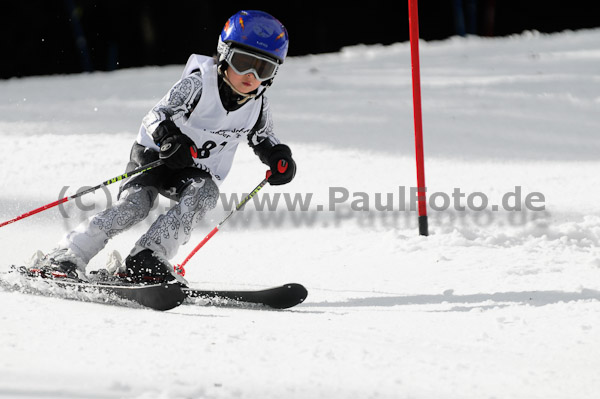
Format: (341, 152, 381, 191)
(123, 249, 187, 286)
(24, 248, 85, 280)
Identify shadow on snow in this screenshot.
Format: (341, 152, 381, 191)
(304, 289, 600, 311)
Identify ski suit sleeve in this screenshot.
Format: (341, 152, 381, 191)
(141, 71, 203, 139)
(248, 96, 282, 165)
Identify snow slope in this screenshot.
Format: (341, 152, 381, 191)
(1, 29, 600, 398)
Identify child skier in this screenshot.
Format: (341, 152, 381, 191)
(32, 10, 296, 283)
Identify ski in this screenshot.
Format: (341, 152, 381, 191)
(1, 267, 307, 310)
(0, 267, 186, 311)
(183, 283, 308, 309)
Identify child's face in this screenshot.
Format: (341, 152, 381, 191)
(226, 66, 261, 94)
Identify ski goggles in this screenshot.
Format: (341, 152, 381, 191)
(225, 48, 280, 82)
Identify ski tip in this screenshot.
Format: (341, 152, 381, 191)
(284, 283, 308, 295)
(273, 283, 308, 309)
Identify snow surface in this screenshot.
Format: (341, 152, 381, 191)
(1, 29, 600, 398)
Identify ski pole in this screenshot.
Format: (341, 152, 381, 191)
(0, 159, 164, 229)
(174, 160, 288, 276)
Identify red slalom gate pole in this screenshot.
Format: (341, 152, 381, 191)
(408, 0, 429, 236)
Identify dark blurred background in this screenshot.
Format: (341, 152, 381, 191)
(1, 0, 598, 79)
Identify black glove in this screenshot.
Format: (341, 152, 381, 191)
(266, 144, 296, 185)
(152, 120, 197, 169)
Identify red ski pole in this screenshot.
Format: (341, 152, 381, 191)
(174, 160, 288, 276)
(0, 160, 164, 229)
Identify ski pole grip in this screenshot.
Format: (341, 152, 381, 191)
(189, 144, 198, 158)
(265, 160, 289, 180)
(277, 159, 288, 173)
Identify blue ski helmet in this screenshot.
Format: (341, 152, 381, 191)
(218, 10, 289, 64)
